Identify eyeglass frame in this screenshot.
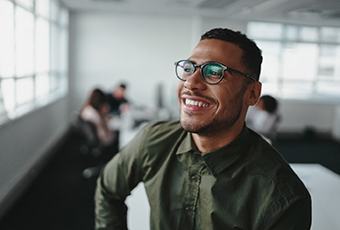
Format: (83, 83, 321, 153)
(174, 60, 257, 85)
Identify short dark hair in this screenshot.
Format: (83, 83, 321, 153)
(261, 95, 278, 114)
(119, 83, 126, 89)
(201, 28, 262, 81)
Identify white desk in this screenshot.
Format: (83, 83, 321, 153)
(291, 163, 340, 230)
(125, 183, 150, 230)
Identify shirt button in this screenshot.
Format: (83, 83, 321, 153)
(191, 176, 196, 181)
(185, 207, 191, 212)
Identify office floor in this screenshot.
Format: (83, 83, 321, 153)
(0, 129, 340, 230)
(0, 132, 99, 230)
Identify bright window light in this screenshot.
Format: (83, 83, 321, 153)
(281, 43, 318, 81)
(0, 0, 69, 126)
(284, 25, 299, 41)
(16, 0, 34, 10)
(16, 77, 34, 105)
(15, 6, 34, 77)
(36, 0, 50, 18)
(0, 1, 14, 78)
(300, 26, 318, 42)
(320, 27, 340, 43)
(35, 18, 50, 73)
(316, 82, 340, 97)
(1, 79, 15, 111)
(35, 73, 50, 98)
(255, 40, 281, 83)
(247, 22, 283, 40)
(247, 22, 340, 101)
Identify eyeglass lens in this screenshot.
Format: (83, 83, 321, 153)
(176, 60, 224, 84)
(202, 63, 223, 83)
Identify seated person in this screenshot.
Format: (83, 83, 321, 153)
(106, 83, 129, 116)
(80, 88, 115, 147)
(106, 84, 130, 151)
(246, 95, 279, 141)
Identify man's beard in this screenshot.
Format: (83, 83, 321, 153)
(180, 85, 247, 137)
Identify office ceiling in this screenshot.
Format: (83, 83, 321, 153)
(60, 0, 340, 26)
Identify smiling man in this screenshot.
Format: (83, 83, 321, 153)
(95, 28, 311, 230)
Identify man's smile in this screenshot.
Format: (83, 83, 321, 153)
(180, 94, 215, 112)
(184, 98, 209, 108)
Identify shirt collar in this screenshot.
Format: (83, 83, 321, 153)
(177, 132, 195, 154)
(176, 125, 251, 176)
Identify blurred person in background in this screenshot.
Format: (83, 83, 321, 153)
(80, 88, 115, 150)
(246, 94, 279, 142)
(106, 83, 130, 116)
(106, 83, 131, 152)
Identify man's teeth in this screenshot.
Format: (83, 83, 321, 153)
(185, 99, 208, 107)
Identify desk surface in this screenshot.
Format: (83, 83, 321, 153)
(291, 163, 340, 230)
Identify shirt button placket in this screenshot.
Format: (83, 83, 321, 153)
(191, 176, 196, 182)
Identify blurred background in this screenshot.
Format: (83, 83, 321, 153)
(0, 0, 340, 229)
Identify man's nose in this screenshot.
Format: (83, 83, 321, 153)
(183, 69, 207, 91)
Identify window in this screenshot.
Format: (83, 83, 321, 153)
(247, 22, 340, 101)
(0, 0, 69, 125)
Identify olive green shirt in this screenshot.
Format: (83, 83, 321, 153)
(95, 121, 311, 230)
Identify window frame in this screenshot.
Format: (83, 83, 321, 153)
(0, 0, 69, 127)
(247, 21, 340, 102)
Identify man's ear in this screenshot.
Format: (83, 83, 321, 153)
(246, 81, 262, 106)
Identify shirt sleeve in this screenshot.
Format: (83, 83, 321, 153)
(259, 193, 312, 230)
(94, 126, 147, 230)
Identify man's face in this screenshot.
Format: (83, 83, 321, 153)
(177, 38, 251, 136)
(114, 87, 126, 99)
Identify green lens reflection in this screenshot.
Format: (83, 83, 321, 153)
(203, 63, 223, 82)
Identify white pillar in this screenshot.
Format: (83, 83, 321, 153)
(332, 105, 340, 141)
(191, 15, 202, 50)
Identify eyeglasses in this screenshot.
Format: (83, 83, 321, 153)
(174, 60, 256, 84)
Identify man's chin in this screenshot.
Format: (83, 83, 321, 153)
(180, 116, 239, 137)
(180, 119, 207, 134)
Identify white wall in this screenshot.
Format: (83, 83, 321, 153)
(0, 96, 70, 217)
(69, 12, 192, 113)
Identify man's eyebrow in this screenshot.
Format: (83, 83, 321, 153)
(187, 59, 216, 65)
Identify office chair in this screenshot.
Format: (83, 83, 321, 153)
(73, 116, 105, 179)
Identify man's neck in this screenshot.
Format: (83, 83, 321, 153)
(191, 123, 244, 153)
